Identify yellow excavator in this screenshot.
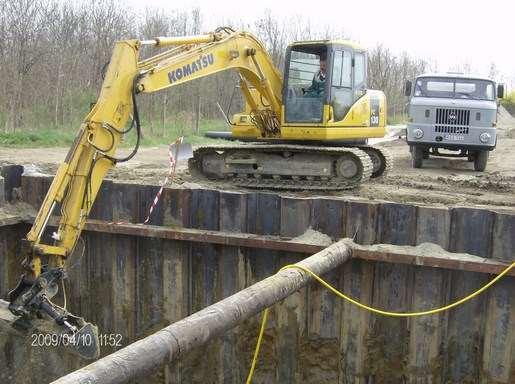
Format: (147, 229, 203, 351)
(4, 27, 390, 358)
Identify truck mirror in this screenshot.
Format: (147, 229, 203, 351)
(497, 84, 505, 99)
(404, 80, 412, 97)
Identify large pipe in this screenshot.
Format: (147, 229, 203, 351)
(51, 241, 352, 384)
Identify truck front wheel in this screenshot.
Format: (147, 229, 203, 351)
(411, 146, 423, 168)
(474, 150, 489, 171)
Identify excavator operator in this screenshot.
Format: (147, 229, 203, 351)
(304, 54, 327, 97)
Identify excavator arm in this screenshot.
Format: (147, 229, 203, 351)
(6, 28, 283, 359)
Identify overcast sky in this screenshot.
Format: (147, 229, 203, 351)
(125, 0, 515, 87)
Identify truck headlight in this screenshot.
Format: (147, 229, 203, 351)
(413, 128, 423, 139)
(479, 132, 491, 143)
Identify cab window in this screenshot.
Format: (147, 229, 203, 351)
(332, 50, 352, 87)
(354, 53, 365, 89)
(284, 48, 326, 123)
(331, 50, 353, 121)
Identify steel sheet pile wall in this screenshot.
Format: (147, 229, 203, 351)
(0, 173, 514, 384)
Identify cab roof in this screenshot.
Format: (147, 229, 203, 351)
(290, 39, 365, 51)
(417, 72, 493, 82)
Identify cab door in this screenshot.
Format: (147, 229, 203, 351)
(328, 48, 369, 122)
(329, 49, 354, 121)
(283, 47, 327, 124)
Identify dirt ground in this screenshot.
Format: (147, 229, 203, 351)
(1, 108, 514, 211)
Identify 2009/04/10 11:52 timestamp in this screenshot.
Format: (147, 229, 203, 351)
(31, 333, 123, 348)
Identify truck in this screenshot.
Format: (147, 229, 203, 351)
(404, 73, 504, 171)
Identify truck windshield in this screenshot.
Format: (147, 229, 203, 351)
(414, 77, 494, 100)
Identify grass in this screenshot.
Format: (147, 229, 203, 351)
(0, 119, 230, 148)
(501, 91, 515, 116)
(0, 112, 412, 148)
(0, 129, 77, 147)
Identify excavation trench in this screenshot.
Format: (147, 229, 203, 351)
(0, 166, 514, 384)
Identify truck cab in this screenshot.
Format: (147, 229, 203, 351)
(405, 73, 504, 171)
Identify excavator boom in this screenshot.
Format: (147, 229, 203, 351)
(5, 28, 287, 359)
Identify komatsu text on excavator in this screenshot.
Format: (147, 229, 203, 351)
(4, 27, 390, 358)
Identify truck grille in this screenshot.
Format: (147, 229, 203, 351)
(435, 108, 470, 134)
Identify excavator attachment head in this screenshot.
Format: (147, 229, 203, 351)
(70, 321, 100, 360)
(170, 140, 193, 161)
(4, 267, 100, 360)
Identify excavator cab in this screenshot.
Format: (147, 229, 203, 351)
(283, 41, 368, 125)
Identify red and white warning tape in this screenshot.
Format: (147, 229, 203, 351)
(142, 136, 183, 224)
(108, 136, 184, 226)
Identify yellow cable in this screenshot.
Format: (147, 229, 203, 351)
(245, 261, 515, 383)
(245, 307, 270, 384)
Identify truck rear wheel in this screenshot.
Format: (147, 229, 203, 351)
(411, 146, 423, 168)
(474, 150, 488, 171)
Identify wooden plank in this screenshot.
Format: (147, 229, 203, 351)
(217, 244, 245, 384)
(162, 188, 192, 227)
(311, 197, 346, 240)
(278, 197, 309, 383)
(111, 234, 137, 345)
(416, 206, 451, 250)
(409, 206, 451, 383)
(161, 188, 192, 384)
(185, 188, 222, 382)
(444, 209, 491, 382)
(481, 210, 515, 383)
(247, 192, 281, 235)
(110, 182, 140, 223)
(243, 192, 280, 383)
(408, 267, 446, 383)
(138, 184, 163, 225)
(378, 202, 417, 246)
(303, 197, 344, 383)
(136, 236, 165, 384)
(30, 217, 515, 275)
(339, 259, 374, 384)
(87, 232, 116, 344)
(280, 197, 312, 237)
(364, 202, 417, 383)
(450, 207, 495, 258)
(189, 188, 220, 308)
(366, 261, 412, 383)
(345, 200, 379, 245)
(89, 179, 113, 221)
(21, 174, 49, 208)
(219, 191, 247, 233)
(481, 277, 515, 383)
(82, 219, 324, 255)
(218, 191, 247, 384)
(339, 199, 375, 383)
(443, 270, 487, 383)
(491, 212, 515, 262)
(161, 239, 190, 384)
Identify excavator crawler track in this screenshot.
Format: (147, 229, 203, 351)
(358, 146, 393, 178)
(189, 144, 374, 190)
